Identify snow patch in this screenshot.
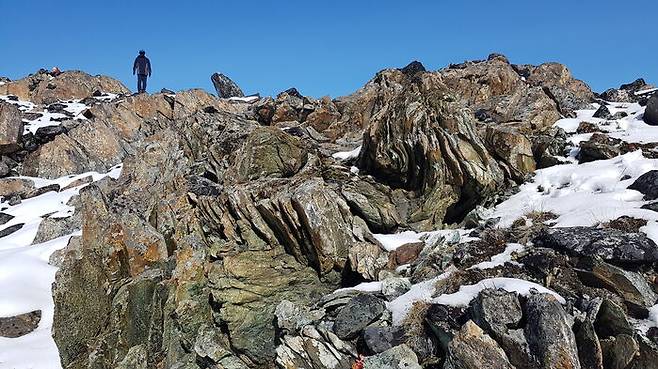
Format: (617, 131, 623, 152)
(332, 145, 361, 161)
(468, 243, 524, 270)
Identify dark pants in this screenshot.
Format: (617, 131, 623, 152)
(137, 74, 148, 93)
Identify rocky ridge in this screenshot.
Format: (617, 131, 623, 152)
(0, 55, 657, 369)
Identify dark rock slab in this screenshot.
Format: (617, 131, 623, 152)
(333, 294, 385, 340)
(534, 226, 658, 264)
(211, 73, 244, 99)
(593, 105, 612, 119)
(425, 303, 467, 350)
(576, 257, 657, 317)
(575, 319, 603, 369)
(644, 94, 658, 125)
(600, 334, 638, 369)
(363, 326, 406, 354)
(0, 223, 24, 238)
(524, 293, 581, 369)
(629, 170, 658, 200)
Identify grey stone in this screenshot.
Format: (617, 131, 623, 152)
(211, 72, 244, 99)
(363, 326, 407, 354)
(333, 294, 386, 340)
(381, 277, 412, 300)
(275, 300, 325, 333)
(117, 345, 147, 369)
(600, 334, 639, 369)
(525, 293, 581, 369)
(534, 226, 658, 264)
(443, 320, 514, 369)
(577, 257, 657, 317)
(471, 289, 522, 335)
(363, 344, 422, 369)
(629, 170, 658, 200)
(0, 102, 23, 154)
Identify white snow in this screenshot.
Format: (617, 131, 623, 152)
(0, 166, 121, 369)
(332, 145, 361, 161)
(389, 274, 564, 325)
(336, 281, 383, 293)
(1, 95, 92, 135)
(468, 243, 524, 270)
(0, 95, 35, 112)
(556, 103, 658, 145)
(373, 229, 466, 252)
(492, 150, 658, 236)
(388, 271, 453, 325)
(93, 92, 119, 101)
(636, 88, 658, 95)
(433, 277, 565, 306)
(228, 96, 259, 103)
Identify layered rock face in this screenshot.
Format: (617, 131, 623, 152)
(1, 55, 629, 369)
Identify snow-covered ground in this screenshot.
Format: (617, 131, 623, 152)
(0, 96, 122, 369)
(0, 167, 121, 368)
(1, 95, 89, 135)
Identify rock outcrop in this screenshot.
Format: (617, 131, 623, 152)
(211, 72, 245, 98)
(0, 56, 651, 369)
(0, 69, 129, 104)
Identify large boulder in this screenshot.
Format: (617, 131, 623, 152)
(484, 125, 535, 181)
(645, 95, 658, 126)
(443, 320, 515, 369)
(0, 102, 23, 154)
(524, 293, 581, 369)
(211, 72, 244, 99)
(600, 78, 655, 103)
(629, 170, 658, 200)
(526, 62, 594, 114)
(355, 65, 505, 229)
(534, 227, 658, 264)
(333, 294, 386, 340)
(441, 55, 561, 130)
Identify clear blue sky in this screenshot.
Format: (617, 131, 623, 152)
(1, 1, 656, 98)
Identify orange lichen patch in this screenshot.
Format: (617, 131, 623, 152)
(351, 355, 364, 369)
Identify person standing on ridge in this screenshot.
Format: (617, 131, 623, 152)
(132, 50, 151, 93)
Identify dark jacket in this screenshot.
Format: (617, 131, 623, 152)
(133, 55, 151, 76)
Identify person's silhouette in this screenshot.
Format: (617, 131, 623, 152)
(132, 50, 152, 93)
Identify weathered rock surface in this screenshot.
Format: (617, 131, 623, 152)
(211, 72, 244, 98)
(577, 257, 657, 316)
(525, 293, 581, 369)
(534, 227, 658, 264)
(629, 170, 658, 200)
(444, 320, 515, 369)
(0, 69, 129, 104)
(363, 344, 422, 369)
(333, 294, 386, 340)
(0, 102, 23, 154)
(0, 310, 41, 338)
(356, 65, 505, 229)
(645, 94, 658, 125)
